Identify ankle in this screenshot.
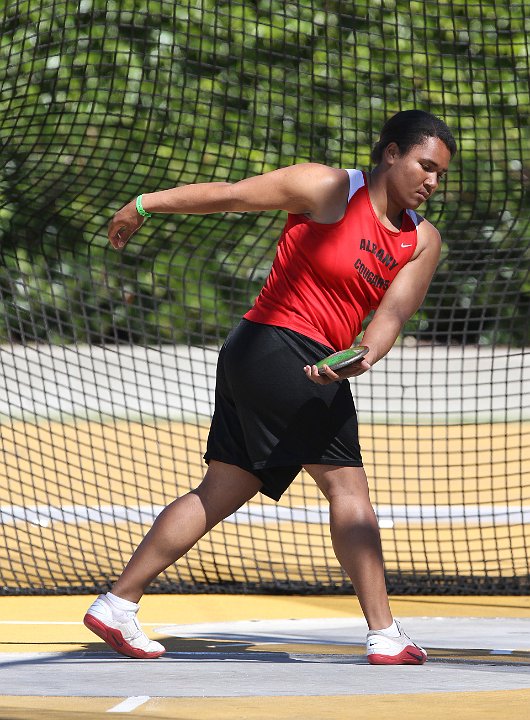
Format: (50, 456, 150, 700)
(372, 620, 400, 638)
(106, 591, 139, 613)
(109, 584, 143, 605)
(366, 612, 394, 632)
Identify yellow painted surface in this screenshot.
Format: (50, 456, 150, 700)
(1, 691, 530, 720)
(1, 593, 530, 625)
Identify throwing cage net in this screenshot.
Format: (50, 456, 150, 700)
(0, 1, 529, 594)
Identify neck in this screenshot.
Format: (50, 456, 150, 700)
(367, 167, 403, 230)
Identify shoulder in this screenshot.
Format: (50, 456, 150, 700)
(416, 216, 441, 245)
(400, 214, 442, 266)
(410, 215, 441, 260)
(284, 162, 348, 189)
(286, 164, 350, 223)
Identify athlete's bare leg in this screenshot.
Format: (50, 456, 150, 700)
(304, 464, 393, 630)
(111, 461, 262, 602)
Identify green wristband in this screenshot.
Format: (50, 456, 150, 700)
(136, 195, 152, 218)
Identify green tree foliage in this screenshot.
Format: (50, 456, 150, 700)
(0, 0, 529, 345)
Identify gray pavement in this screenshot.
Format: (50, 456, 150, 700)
(1, 650, 529, 697)
(155, 616, 530, 652)
(1, 617, 528, 697)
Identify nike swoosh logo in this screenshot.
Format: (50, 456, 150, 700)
(110, 632, 124, 648)
(407, 650, 424, 662)
(401, 243, 412, 248)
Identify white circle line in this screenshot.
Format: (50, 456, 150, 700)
(107, 696, 150, 713)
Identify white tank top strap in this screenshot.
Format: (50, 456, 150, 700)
(345, 168, 365, 202)
(405, 208, 422, 227)
(345, 169, 423, 226)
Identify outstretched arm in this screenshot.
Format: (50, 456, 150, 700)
(306, 221, 442, 384)
(108, 164, 350, 249)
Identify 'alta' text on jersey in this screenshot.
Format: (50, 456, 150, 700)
(359, 239, 398, 271)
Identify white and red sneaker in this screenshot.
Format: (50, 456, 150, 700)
(366, 620, 427, 665)
(83, 594, 166, 659)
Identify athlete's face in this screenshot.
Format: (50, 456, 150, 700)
(385, 136, 452, 210)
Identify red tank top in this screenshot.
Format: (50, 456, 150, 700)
(244, 169, 420, 350)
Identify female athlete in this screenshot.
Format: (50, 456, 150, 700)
(84, 109, 457, 665)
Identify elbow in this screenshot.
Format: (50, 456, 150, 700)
(224, 181, 255, 213)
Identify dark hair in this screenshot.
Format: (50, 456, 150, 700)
(371, 110, 457, 164)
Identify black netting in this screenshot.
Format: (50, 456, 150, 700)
(0, 1, 529, 595)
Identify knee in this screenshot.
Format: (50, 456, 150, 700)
(306, 465, 372, 504)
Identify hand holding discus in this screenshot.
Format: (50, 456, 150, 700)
(304, 345, 371, 384)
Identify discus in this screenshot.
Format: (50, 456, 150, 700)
(315, 345, 369, 375)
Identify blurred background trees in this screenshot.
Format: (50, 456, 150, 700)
(1, 0, 529, 346)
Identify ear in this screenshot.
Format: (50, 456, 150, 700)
(383, 142, 400, 165)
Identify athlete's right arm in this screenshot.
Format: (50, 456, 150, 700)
(108, 164, 349, 249)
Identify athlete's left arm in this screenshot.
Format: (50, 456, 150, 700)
(304, 220, 441, 385)
(305, 220, 441, 384)
(357, 220, 442, 371)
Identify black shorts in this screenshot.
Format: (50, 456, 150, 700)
(204, 319, 363, 501)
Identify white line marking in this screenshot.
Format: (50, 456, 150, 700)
(1, 502, 529, 528)
(0, 621, 81, 625)
(107, 696, 150, 713)
(490, 649, 514, 655)
(0, 621, 165, 625)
